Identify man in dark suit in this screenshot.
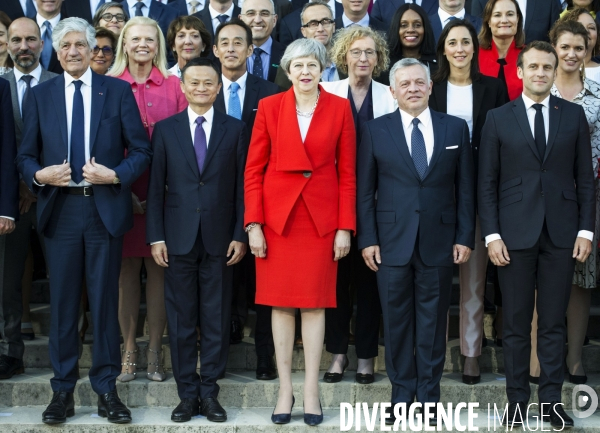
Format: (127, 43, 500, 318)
(62, 0, 99, 24)
(240, 0, 285, 83)
(335, 0, 387, 31)
(169, 0, 205, 15)
(147, 57, 248, 423)
(0, 17, 56, 381)
(16, 17, 151, 425)
(278, 0, 342, 47)
(212, 18, 279, 379)
(192, 0, 242, 40)
(357, 57, 475, 427)
(1, 0, 37, 20)
(371, 0, 438, 33)
(34, 0, 67, 74)
(118, 0, 181, 37)
(429, 0, 482, 43)
(478, 42, 595, 429)
(472, 0, 561, 43)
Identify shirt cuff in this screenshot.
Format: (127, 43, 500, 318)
(485, 233, 502, 248)
(577, 230, 594, 242)
(0, 216, 15, 221)
(150, 241, 165, 245)
(33, 177, 45, 187)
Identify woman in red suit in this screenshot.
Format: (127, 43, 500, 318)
(244, 38, 356, 426)
(478, 0, 525, 100)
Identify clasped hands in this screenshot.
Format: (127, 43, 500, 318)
(34, 158, 116, 186)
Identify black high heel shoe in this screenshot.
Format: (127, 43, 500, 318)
(304, 400, 323, 426)
(323, 355, 349, 383)
(271, 396, 294, 424)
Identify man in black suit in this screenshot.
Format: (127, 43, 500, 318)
(278, 0, 342, 47)
(472, 0, 561, 43)
(192, 0, 242, 40)
(240, 0, 284, 83)
(357, 57, 475, 426)
(35, 0, 67, 74)
(1, 0, 37, 20)
(429, 0, 482, 43)
(371, 0, 438, 33)
(147, 57, 248, 423)
(478, 42, 595, 429)
(118, 0, 181, 37)
(212, 18, 279, 379)
(336, 0, 387, 31)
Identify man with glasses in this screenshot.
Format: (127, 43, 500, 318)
(278, 0, 342, 47)
(240, 0, 284, 83)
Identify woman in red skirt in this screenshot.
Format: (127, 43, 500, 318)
(244, 38, 356, 426)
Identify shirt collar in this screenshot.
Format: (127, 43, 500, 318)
(119, 66, 165, 86)
(127, 0, 152, 11)
(399, 107, 431, 130)
(188, 105, 214, 127)
(521, 92, 550, 110)
(254, 37, 272, 55)
(14, 63, 43, 83)
(438, 7, 465, 24)
(342, 13, 370, 28)
(222, 71, 248, 92)
(36, 12, 61, 28)
(209, 3, 234, 20)
(64, 67, 93, 88)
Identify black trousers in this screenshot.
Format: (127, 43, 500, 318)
(165, 229, 232, 400)
(325, 238, 381, 359)
(377, 239, 453, 405)
(497, 223, 574, 404)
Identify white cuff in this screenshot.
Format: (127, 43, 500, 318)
(0, 216, 15, 221)
(577, 230, 594, 242)
(485, 233, 502, 248)
(33, 177, 45, 187)
(150, 241, 165, 245)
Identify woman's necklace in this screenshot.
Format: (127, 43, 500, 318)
(296, 90, 320, 118)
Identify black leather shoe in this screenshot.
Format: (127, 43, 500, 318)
(200, 397, 227, 422)
(230, 319, 243, 344)
(542, 402, 574, 429)
(569, 373, 587, 384)
(502, 401, 526, 426)
(384, 405, 398, 425)
(171, 398, 199, 422)
(0, 355, 24, 380)
(356, 373, 375, 384)
(529, 375, 539, 385)
(256, 355, 277, 380)
(462, 374, 481, 385)
(42, 391, 74, 424)
(98, 390, 132, 424)
(323, 356, 349, 383)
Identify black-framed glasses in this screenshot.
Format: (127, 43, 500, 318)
(241, 10, 273, 19)
(348, 49, 377, 59)
(93, 46, 114, 56)
(101, 13, 126, 22)
(302, 18, 334, 29)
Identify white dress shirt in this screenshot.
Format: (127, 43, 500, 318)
(20, 0, 36, 15)
(399, 107, 434, 163)
(485, 92, 593, 246)
(168, 64, 181, 78)
(438, 7, 465, 27)
(13, 64, 43, 116)
(126, 0, 152, 18)
(36, 12, 61, 35)
(209, 3, 235, 33)
(447, 82, 473, 141)
(222, 72, 247, 114)
(342, 13, 370, 28)
(517, 0, 527, 26)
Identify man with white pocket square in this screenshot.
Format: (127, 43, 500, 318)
(356, 57, 475, 426)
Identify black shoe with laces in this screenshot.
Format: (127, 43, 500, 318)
(541, 402, 574, 429)
(0, 354, 24, 380)
(200, 397, 227, 422)
(42, 391, 74, 424)
(171, 398, 199, 422)
(98, 390, 132, 423)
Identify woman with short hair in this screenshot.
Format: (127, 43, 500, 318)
(166, 15, 211, 78)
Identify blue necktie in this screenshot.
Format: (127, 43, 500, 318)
(71, 81, 86, 184)
(217, 14, 228, 24)
(41, 21, 52, 70)
(252, 47, 264, 80)
(194, 116, 207, 174)
(20, 75, 33, 118)
(135, 1, 145, 16)
(96, 0, 106, 12)
(411, 118, 428, 179)
(26, 0, 36, 18)
(228, 82, 242, 120)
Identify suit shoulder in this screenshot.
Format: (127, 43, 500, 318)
(32, 75, 59, 94)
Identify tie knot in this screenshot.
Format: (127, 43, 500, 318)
(497, 58, 507, 66)
(190, 0, 199, 5)
(21, 75, 33, 85)
(230, 82, 240, 92)
(448, 16, 458, 21)
(412, 118, 420, 127)
(533, 103, 544, 112)
(195, 116, 205, 126)
(135, 2, 145, 11)
(73, 80, 83, 90)
(44, 21, 52, 30)
(254, 47, 264, 56)
(217, 14, 228, 24)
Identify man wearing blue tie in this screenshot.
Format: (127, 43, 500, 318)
(34, 0, 66, 74)
(1, 0, 38, 20)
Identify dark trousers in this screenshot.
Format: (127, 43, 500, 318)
(325, 239, 381, 359)
(497, 224, 574, 404)
(377, 240, 453, 405)
(44, 194, 122, 394)
(165, 228, 232, 400)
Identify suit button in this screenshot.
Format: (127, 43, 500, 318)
(415, 210, 420, 213)
(199, 182, 204, 186)
(196, 208, 201, 213)
(303, 172, 311, 178)
(541, 192, 544, 197)
(147, 102, 153, 107)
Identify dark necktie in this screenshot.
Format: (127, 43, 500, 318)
(71, 81, 85, 184)
(496, 58, 507, 86)
(217, 14, 228, 24)
(252, 47, 264, 80)
(20, 75, 33, 118)
(194, 116, 207, 174)
(41, 21, 52, 70)
(26, 0, 36, 18)
(411, 118, 428, 179)
(533, 104, 546, 160)
(135, 1, 145, 16)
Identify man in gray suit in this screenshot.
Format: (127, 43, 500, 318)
(0, 17, 57, 380)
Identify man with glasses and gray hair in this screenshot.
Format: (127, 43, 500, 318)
(278, 0, 342, 47)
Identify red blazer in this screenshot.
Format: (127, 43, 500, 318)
(479, 39, 523, 101)
(244, 86, 356, 236)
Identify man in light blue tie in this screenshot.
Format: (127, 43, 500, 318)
(34, 0, 64, 74)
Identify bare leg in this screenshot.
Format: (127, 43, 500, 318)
(20, 248, 34, 327)
(301, 308, 325, 415)
(144, 257, 166, 376)
(566, 284, 591, 376)
(530, 293, 540, 378)
(118, 257, 142, 374)
(272, 307, 295, 415)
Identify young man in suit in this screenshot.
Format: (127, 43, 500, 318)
(118, 0, 181, 37)
(357, 57, 475, 427)
(278, 0, 342, 47)
(147, 57, 248, 423)
(0, 17, 57, 381)
(16, 17, 152, 425)
(371, 0, 438, 33)
(192, 0, 242, 39)
(34, 0, 67, 74)
(429, 0, 482, 43)
(336, 0, 387, 31)
(240, 0, 285, 83)
(478, 41, 595, 429)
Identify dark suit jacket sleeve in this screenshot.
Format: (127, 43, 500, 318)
(15, 86, 43, 193)
(0, 81, 19, 219)
(112, 86, 152, 189)
(454, 120, 476, 249)
(477, 110, 501, 238)
(146, 121, 167, 244)
(234, 124, 250, 243)
(356, 123, 379, 250)
(574, 105, 596, 233)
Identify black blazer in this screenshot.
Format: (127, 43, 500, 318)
(168, 0, 190, 15)
(0, 78, 19, 220)
(333, 13, 387, 33)
(1, 0, 25, 20)
(357, 109, 475, 267)
(471, 0, 561, 43)
(118, 0, 181, 37)
(478, 95, 596, 250)
(214, 73, 280, 134)
(64, 0, 94, 23)
(146, 109, 249, 256)
(429, 12, 483, 44)
(277, 2, 343, 47)
(267, 39, 285, 83)
(371, 0, 438, 33)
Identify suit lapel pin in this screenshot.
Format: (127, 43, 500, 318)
(554, 106, 558, 109)
(99, 92, 103, 96)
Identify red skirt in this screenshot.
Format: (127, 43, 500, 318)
(255, 197, 337, 308)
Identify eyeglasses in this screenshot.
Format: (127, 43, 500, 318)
(348, 49, 377, 58)
(301, 18, 334, 29)
(241, 10, 273, 18)
(93, 46, 114, 56)
(101, 13, 126, 22)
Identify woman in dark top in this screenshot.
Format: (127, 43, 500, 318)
(383, 3, 437, 85)
(429, 19, 508, 386)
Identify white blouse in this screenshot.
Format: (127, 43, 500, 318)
(447, 82, 474, 141)
(298, 114, 312, 142)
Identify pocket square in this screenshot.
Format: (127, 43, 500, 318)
(253, 108, 258, 111)
(445, 145, 459, 149)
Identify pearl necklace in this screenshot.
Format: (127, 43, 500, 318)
(296, 91, 320, 117)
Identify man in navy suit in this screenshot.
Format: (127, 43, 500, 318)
(371, 0, 438, 33)
(278, 0, 342, 47)
(192, 0, 242, 39)
(357, 58, 475, 426)
(1, 0, 37, 20)
(429, 0, 482, 43)
(119, 0, 181, 37)
(34, 0, 68, 74)
(147, 57, 248, 424)
(16, 17, 151, 425)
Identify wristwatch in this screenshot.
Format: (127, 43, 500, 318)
(113, 175, 121, 184)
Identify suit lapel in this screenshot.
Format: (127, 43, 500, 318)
(174, 110, 200, 178)
(6, 74, 22, 135)
(148, 1, 164, 23)
(50, 75, 68, 155)
(545, 95, 561, 162)
(275, 88, 312, 172)
(424, 110, 446, 179)
(512, 97, 540, 161)
(242, 75, 259, 125)
(202, 110, 227, 173)
(472, 79, 484, 129)
(214, 88, 226, 114)
(386, 110, 421, 180)
(432, 81, 448, 113)
(89, 72, 106, 155)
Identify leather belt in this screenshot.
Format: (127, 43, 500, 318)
(60, 186, 94, 196)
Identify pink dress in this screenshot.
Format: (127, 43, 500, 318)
(116, 67, 188, 257)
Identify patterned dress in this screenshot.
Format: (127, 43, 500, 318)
(551, 78, 600, 289)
